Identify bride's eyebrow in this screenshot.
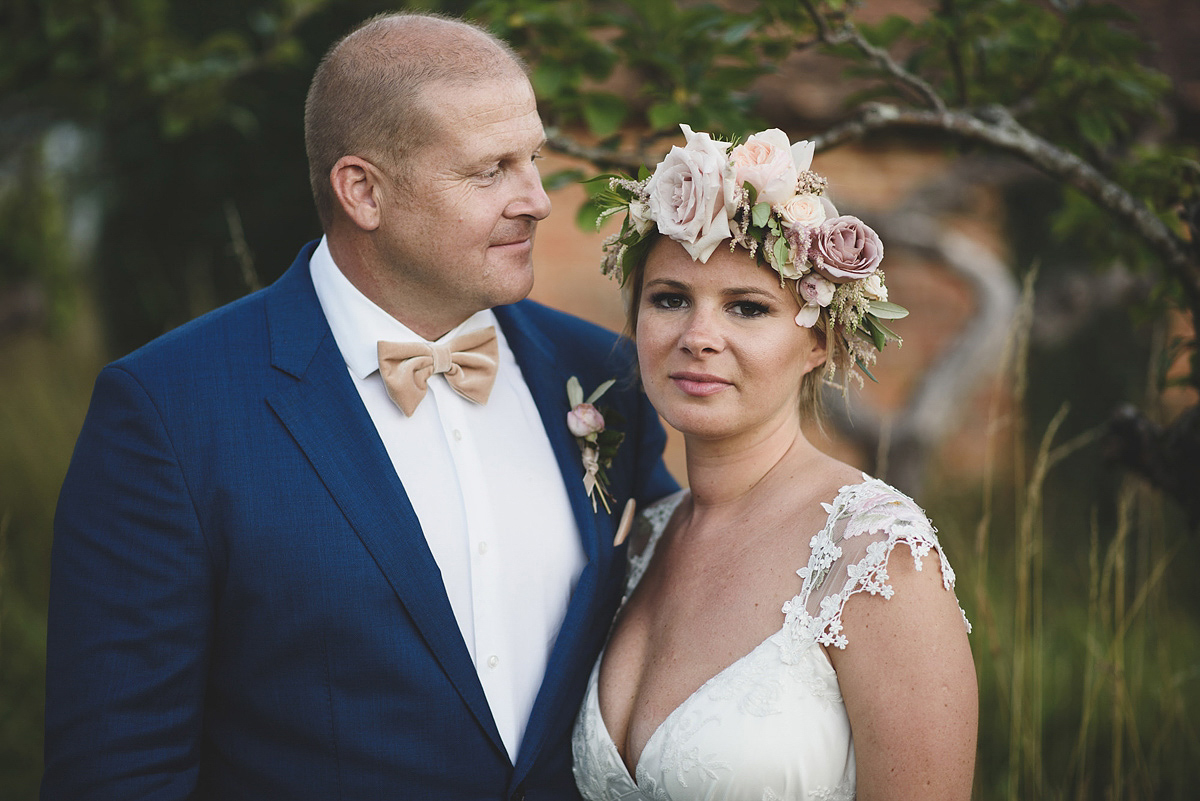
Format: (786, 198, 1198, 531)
(644, 278, 690, 291)
(723, 287, 776, 300)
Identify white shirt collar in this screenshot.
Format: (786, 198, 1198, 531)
(309, 236, 500, 381)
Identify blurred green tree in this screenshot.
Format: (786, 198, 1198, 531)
(1, 1, 1197, 797)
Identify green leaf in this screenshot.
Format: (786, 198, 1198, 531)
(531, 62, 569, 97)
(867, 300, 909, 319)
(856, 358, 879, 383)
(772, 235, 790, 269)
(566, 376, 584, 408)
(586, 378, 616, 404)
(542, 168, 586, 192)
(647, 100, 686, 131)
(576, 198, 605, 231)
(582, 91, 628, 138)
(742, 181, 758, 207)
(752, 201, 772, 227)
(868, 315, 902, 345)
(863, 317, 886, 351)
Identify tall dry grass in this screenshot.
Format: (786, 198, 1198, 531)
(956, 268, 1199, 800)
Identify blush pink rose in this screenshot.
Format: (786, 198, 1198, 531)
(567, 403, 605, 438)
(729, 129, 797, 206)
(798, 273, 835, 307)
(646, 124, 732, 263)
(794, 273, 835, 328)
(810, 216, 884, 283)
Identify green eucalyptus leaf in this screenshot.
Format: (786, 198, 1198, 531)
(867, 300, 909, 319)
(752, 202, 772, 227)
(772, 236, 790, 269)
(863, 317, 886, 351)
(586, 378, 616, 404)
(567, 376, 584, 408)
(868, 315, 902, 345)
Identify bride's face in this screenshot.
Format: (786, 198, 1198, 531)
(635, 238, 826, 442)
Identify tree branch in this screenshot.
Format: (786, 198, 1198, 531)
(799, 0, 947, 113)
(812, 103, 1200, 342)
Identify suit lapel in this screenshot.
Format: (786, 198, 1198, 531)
(494, 303, 617, 778)
(262, 247, 506, 757)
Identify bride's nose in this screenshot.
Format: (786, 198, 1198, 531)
(678, 308, 722, 355)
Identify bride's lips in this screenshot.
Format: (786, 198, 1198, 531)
(670, 371, 731, 397)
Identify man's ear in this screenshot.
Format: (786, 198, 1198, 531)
(330, 155, 382, 231)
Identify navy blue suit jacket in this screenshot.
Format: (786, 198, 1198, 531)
(43, 241, 676, 800)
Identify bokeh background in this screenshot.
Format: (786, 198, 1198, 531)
(2, 1, 1198, 798)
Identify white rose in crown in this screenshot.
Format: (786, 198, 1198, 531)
(628, 198, 654, 236)
(862, 272, 888, 301)
(777, 194, 832, 229)
(647, 124, 733, 263)
(729, 129, 798, 206)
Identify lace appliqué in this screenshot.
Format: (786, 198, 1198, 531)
(626, 491, 686, 597)
(808, 777, 856, 800)
(781, 476, 970, 661)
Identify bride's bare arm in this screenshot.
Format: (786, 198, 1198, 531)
(830, 550, 978, 801)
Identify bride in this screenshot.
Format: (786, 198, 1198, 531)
(572, 126, 977, 800)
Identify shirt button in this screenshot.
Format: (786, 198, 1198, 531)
(487, 655, 499, 669)
(453, 429, 463, 441)
(478, 541, 488, 555)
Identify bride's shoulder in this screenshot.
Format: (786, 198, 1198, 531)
(822, 473, 935, 541)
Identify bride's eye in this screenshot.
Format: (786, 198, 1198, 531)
(730, 300, 769, 318)
(648, 292, 688, 310)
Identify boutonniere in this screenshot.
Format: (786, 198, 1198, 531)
(566, 376, 625, 513)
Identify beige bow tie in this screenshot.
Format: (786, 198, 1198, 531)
(377, 326, 499, 417)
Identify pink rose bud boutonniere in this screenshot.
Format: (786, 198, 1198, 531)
(566, 376, 625, 512)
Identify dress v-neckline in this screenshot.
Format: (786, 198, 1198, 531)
(592, 478, 870, 785)
(591, 620, 787, 786)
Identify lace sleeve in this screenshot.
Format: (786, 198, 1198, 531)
(784, 476, 971, 653)
(624, 489, 687, 597)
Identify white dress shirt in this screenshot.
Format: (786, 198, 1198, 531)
(309, 237, 585, 762)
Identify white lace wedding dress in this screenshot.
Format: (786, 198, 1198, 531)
(572, 475, 970, 801)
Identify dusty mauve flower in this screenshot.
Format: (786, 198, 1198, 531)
(810, 215, 884, 283)
(729, 129, 797, 206)
(798, 273, 835, 307)
(776, 194, 829, 229)
(794, 273, 835, 328)
(647, 124, 732, 263)
(567, 403, 605, 438)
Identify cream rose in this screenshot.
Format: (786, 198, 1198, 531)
(729, 128, 797, 206)
(646, 124, 733, 263)
(810, 215, 884, 283)
(791, 138, 815, 173)
(628, 198, 654, 236)
(862, 272, 888, 301)
(776, 194, 828, 228)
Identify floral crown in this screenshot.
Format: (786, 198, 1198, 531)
(594, 124, 908, 385)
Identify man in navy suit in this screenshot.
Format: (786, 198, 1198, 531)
(42, 12, 674, 800)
